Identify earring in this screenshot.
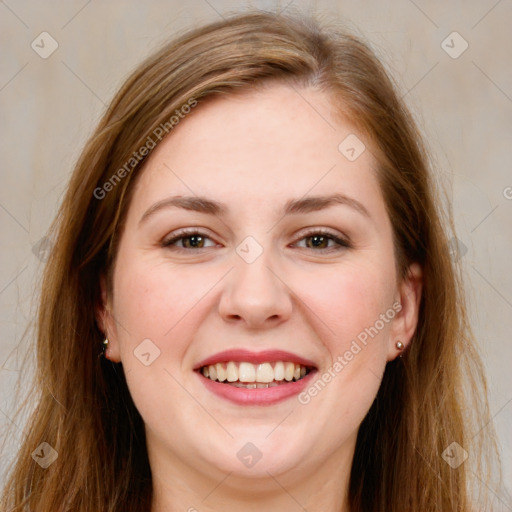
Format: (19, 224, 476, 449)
(396, 340, 404, 350)
(102, 338, 109, 357)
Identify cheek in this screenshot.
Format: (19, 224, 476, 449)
(111, 259, 212, 426)
(114, 256, 214, 339)
(294, 261, 395, 356)
(294, 266, 393, 439)
(112, 254, 232, 383)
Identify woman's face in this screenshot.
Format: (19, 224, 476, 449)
(100, 83, 421, 490)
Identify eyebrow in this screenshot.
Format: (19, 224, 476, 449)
(139, 193, 371, 225)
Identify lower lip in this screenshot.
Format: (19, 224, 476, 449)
(196, 370, 318, 406)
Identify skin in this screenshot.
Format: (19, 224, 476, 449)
(98, 82, 422, 512)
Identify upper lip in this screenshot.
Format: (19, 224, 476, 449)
(193, 349, 317, 371)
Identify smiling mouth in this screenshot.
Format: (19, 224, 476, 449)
(198, 361, 314, 388)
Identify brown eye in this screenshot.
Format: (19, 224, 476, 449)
(294, 230, 351, 252)
(181, 235, 206, 248)
(162, 230, 216, 251)
(305, 234, 330, 249)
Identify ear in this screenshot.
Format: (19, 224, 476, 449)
(387, 262, 423, 361)
(95, 274, 122, 363)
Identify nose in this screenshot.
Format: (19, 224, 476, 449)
(218, 249, 293, 329)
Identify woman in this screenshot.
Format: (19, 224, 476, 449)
(1, 11, 502, 512)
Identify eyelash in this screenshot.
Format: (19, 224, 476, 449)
(161, 228, 351, 253)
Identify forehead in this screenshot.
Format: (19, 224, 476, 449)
(128, 83, 383, 219)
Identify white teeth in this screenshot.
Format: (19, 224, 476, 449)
(256, 362, 274, 383)
(226, 361, 238, 382)
(216, 363, 227, 382)
(274, 361, 285, 381)
(284, 362, 295, 381)
(201, 360, 311, 384)
(239, 362, 256, 382)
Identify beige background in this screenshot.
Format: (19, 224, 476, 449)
(1, 0, 511, 502)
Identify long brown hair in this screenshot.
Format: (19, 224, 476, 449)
(1, 11, 500, 511)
